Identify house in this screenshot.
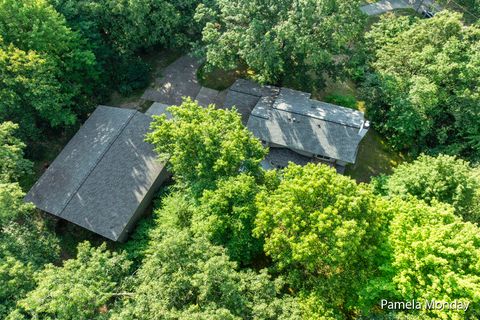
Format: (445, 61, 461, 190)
(24, 105, 169, 242)
(224, 80, 369, 172)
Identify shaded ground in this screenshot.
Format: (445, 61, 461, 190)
(345, 129, 408, 182)
(108, 50, 182, 109)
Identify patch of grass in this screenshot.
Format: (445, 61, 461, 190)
(345, 129, 409, 183)
(197, 64, 246, 91)
(315, 77, 367, 110)
(324, 93, 357, 109)
(315, 77, 358, 100)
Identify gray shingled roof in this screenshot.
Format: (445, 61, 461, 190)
(25, 106, 168, 241)
(223, 79, 279, 124)
(273, 88, 365, 128)
(247, 87, 367, 164)
(145, 102, 173, 118)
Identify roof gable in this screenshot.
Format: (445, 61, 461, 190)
(25, 106, 167, 241)
(244, 83, 368, 164)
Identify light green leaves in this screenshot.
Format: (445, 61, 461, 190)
(146, 98, 266, 197)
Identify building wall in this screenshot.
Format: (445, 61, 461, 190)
(117, 167, 171, 242)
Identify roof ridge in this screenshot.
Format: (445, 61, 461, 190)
(270, 104, 362, 129)
(58, 109, 138, 217)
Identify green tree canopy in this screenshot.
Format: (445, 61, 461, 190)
(363, 11, 480, 161)
(111, 229, 302, 320)
(146, 98, 267, 197)
(0, 0, 99, 139)
(0, 122, 32, 183)
(51, 0, 200, 55)
(193, 173, 263, 265)
(196, 0, 365, 89)
(367, 198, 480, 319)
(12, 242, 130, 320)
(0, 183, 60, 318)
(50, 0, 204, 94)
(376, 154, 480, 222)
(254, 163, 390, 317)
(0, 257, 35, 319)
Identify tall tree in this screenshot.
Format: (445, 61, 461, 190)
(196, 0, 365, 89)
(193, 173, 263, 265)
(254, 163, 390, 317)
(111, 229, 302, 320)
(363, 11, 480, 161)
(375, 154, 480, 222)
(365, 198, 480, 319)
(12, 242, 131, 320)
(0, 0, 99, 139)
(146, 98, 266, 197)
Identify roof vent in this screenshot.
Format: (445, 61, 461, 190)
(358, 120, 370, 138)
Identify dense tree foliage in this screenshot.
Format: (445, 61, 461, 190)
(12, 242, 130, 320)
(51, 0, 201, 55)
(0, 122, 32, 183)
(146, 99, 266, 197)
(193, 174, 263, 264)
(254, 163, 390, 317)
(50, 0, 204, 94)
(0, 184, 60, 318)
(0, 120, 59, 317)
(0, 0, 99, 140)
(375, 154, 480, 222)
(363, 11, 480, 161)
(366, 198, 480, 320)
(112, 230, 302, 320)
(0, 218, 60, 318)
(196, 0, 365, 89)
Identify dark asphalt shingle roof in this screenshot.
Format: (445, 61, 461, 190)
(273, 88, 365, 128)
(25, 106, 167, 241)
(223, 79, 280, 124)
(246, 86, 367, 164)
